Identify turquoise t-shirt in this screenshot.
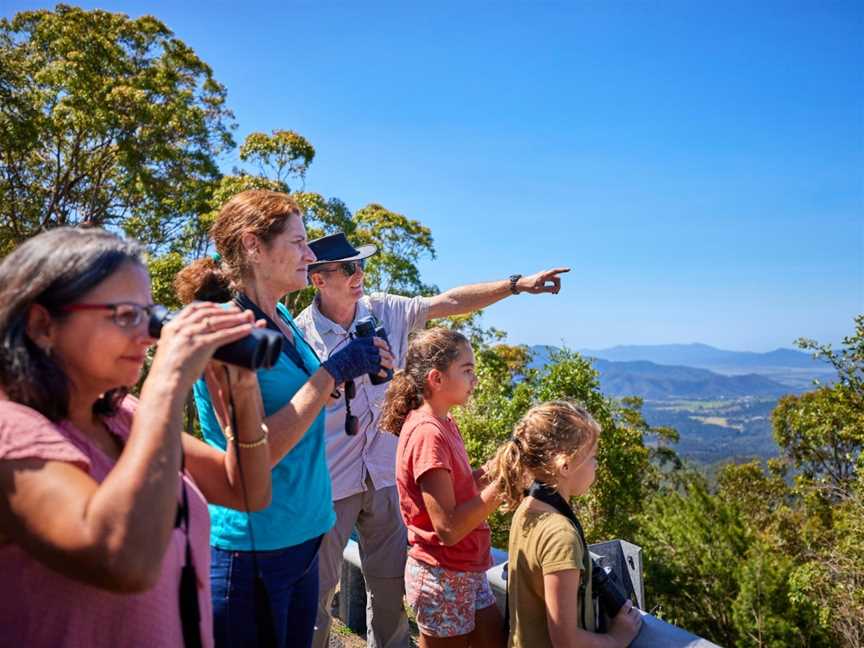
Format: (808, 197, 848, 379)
(193, 303, 336, 550)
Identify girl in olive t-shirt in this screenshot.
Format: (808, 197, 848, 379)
(488, 401, 642, 648)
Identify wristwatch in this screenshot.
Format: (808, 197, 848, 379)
(509, 274, 522, 295)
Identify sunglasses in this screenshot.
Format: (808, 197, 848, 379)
(60, 302, 155, 329)
(316, 259, 365, 278)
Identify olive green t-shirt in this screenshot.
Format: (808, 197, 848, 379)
(507, 499, 595, 648)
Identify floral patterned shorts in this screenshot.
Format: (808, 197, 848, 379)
(404, 556, 497, 638)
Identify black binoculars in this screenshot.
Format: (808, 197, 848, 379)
(148, 305, 284, 370)
(343, 316, 392, 436)
(354, 316, 393, 385)
(592, 559, 629, 619)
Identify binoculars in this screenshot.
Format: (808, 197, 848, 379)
(344, 316, 392, 436)
(592, 560, 629, 619)
(148, 305, 284, 370)
(354, 316, 393, 385)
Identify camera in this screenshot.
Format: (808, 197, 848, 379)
(148, 305, 283, 370)
(353, 316, 393, 385)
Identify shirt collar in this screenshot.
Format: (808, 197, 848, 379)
(310, 294, 372, 336)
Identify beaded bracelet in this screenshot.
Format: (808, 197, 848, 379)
(224, 423, 269, 449)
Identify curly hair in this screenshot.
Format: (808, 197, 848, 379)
(379, 327, 470, 436)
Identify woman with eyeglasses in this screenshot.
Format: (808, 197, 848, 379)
(0, 227, 273, 647)
(174, 190, 394, 648)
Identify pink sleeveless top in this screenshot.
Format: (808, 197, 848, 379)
(0, 397, 214, 648)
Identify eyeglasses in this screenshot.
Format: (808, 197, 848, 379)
(316, 259, 365, 278)
(60, 303, 155, 329)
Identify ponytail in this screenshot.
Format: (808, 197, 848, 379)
(489, 438, 528, 512)
(379, 371, 424, 436)
(174, 257, 233, 304)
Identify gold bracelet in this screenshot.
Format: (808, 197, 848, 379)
(224, 423, 269, 449)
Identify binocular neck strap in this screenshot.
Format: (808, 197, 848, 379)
(527, 481, 590, 629)
(233, 292, 311, 376)
(527, 481, 578, 525)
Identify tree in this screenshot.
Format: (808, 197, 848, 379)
(352, 203, 436, 297)
(773, 317, 864, 646)
(636, 317, 863, 646)
(205, 130, 437, 313)
(636, 469, 831, 648)
(773, 315, 864, 499)
(239, 129, 315, 189)
(0, 5, 235, 255)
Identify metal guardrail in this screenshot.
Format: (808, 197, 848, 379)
(338, 539, 722, 648)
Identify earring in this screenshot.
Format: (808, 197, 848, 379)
(43, 345, 53, 358)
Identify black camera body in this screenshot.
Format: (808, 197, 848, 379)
(148, 305, 283, 370)
(353, 316, 393, 385)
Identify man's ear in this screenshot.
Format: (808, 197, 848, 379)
(309, 271, 325, 290)
(25, 303, 56, 353)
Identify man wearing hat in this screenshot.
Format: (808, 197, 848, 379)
(295, 232, 568, 648)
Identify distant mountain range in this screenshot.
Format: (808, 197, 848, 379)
(528, 343, 833, 400)
(589, 358, 790, 400)
(577, 343, 829, 373)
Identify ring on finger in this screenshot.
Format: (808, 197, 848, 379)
(204, 317, 211, 332)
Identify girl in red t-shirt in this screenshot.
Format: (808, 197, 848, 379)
(380, 327, 503, 648)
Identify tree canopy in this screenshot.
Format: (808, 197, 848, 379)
(635, 318, 863, 647)
(0, 4, 235, 255)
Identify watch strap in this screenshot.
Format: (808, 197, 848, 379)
(509, 274, 522, 295)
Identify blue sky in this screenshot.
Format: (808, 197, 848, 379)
(5, 1, 862, 351)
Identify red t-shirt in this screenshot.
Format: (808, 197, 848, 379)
(395, 409, 491, 572)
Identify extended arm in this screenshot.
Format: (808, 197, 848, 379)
(425, 267, 570, 320)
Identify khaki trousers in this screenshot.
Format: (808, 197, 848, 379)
(312, 481, 410, 648)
